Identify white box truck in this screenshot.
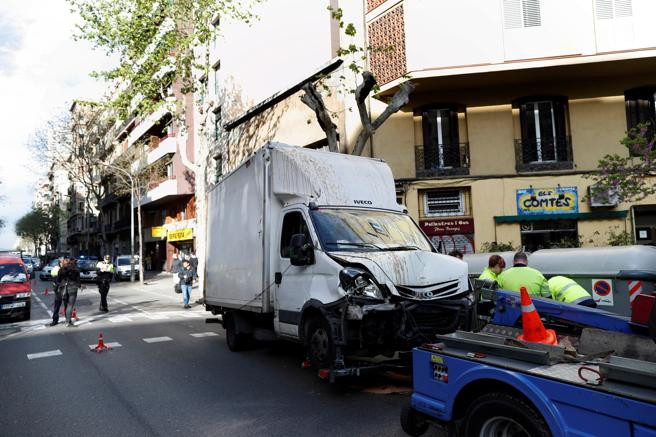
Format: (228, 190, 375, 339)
(204, 143, 470, 372)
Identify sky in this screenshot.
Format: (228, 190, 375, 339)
(0, 0, 115, 249)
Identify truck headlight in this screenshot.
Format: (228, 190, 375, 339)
(16, 292, 30, 299)
(339, 267, 384, 300)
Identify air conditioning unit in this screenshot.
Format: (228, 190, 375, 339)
(588, 184, 618, 208)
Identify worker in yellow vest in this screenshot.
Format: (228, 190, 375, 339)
(547, 276, 596, 308)
(478, 254, 506, 282)
(497, 252, 550, 297)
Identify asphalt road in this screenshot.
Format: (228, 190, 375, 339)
(0, 276, 446, 437)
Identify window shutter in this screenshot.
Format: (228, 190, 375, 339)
(503, 0, 522, 29)
(522, 0, 541, 27)
(595, 0, 614, 19)
(614, 0, 632, 17)
(519, 103, 538, 163)
(552, 99, 569, 161)
(595, 0, 632, 19)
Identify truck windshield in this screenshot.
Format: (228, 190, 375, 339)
(0, 264, 27, 283)
(311, 209, 433, 252)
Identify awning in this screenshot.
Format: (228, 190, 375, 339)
(494, 210, 628, 223)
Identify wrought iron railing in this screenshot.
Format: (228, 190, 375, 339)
(415, 143, 470, 177)
(514, 136, 573, 172)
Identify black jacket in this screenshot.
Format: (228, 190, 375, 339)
(171, 259, 182, 274)
(59, 266, 81, 288)
(178, 267, 194, 285)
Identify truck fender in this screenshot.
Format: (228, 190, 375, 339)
(298, 298, 346, 343)
(450, 367, 567, 437)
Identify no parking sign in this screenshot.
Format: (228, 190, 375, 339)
(591, 279, 614, 306)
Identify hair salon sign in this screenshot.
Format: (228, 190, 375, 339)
(516, 187, 578, 215)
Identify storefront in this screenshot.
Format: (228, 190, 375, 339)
(167, 227, 195, 255)
(420, 217, 475, 254)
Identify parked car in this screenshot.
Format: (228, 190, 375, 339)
(0, 255, 31, 320)
(40, 259, 59, 281)
(115, 255, 140, 281)
(21, 258, 34, 278)
(31, 257, 42, 271)
(78, 259, 99, 282)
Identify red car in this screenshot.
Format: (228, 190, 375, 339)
(0, 255, 31, 320)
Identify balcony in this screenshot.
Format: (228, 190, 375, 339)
(145, 134, 176, 165)
(514, 137, 573, 173)
(415, 143, 470, 178)
(141, 177, 177, 206)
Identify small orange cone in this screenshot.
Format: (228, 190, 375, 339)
(44, 287, 49, 296)
(72, 308, 79, 321)
(91, 332, 110, 353)
(517, 287, 558, 345)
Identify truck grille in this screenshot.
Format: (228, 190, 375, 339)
(396, 279, 464, 300)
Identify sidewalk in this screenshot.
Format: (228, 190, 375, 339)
(116, 271, 201, 303)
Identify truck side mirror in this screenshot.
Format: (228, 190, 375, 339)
(290, 234, 313, 266)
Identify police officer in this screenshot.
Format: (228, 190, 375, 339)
(497, 252, 549, 297)
(47, 257, 64, 327)
(479, 254, 506, 282)
(96, 255, 115, 312)
(548, 276, 596, 307)
(58, 258, 81, 327)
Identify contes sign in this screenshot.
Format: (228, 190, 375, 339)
(516, 187, 578, 215)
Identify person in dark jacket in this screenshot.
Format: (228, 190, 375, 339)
(47, 257, 64, 327)
(58, 258, 82, 327)
(189, 253, 198, 280)
(178, 260, 194, 309)
(171, 253, 182, 292)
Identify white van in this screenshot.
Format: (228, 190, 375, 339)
(204, 143, 470, 369)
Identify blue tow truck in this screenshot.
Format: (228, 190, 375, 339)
(401, 282, 656, 436)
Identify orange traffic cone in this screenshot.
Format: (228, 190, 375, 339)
(516, 287, 558, 345)
(72, 308, 79, 321)
(91, 333, 110, 353)
(43, 287, 49, 296)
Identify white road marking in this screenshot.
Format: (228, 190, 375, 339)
(109, 316, 133, 323)
(27, 350, 62, 360)
(31, 293, 53, 317)
(142, 336, 173, 343)
(143, 313, 169, 320)
(88, 342, 122, 349)
(190, 332, 219, 338)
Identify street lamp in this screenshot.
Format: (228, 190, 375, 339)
(95, 161, 136, 282)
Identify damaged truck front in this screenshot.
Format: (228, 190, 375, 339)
(203, 143, 471, 373)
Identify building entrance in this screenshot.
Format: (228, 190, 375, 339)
(520, 219, 578, 252)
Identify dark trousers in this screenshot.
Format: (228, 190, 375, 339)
(62, 286, 78, 324)
(52, 285, 63, 323)
(98, 280, 110, 310)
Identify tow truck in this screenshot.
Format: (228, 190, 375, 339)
(401, 282, 656, 436)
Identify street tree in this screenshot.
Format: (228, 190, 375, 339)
(14, 207, 60, 255)
(589, 123, 656, 203)
(300, 7, 415, 155)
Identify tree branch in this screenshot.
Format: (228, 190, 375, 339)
(352, 79, 415, 156)
(300, 82, 339, 153)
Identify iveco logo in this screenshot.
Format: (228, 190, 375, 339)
(354, 200, 373, 205)
(419, 291, 434, 299)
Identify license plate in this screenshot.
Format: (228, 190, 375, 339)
(2, 302, 26, 309)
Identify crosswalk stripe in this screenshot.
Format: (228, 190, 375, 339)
(142, 336, 173, 343)
(88, 342, 122, 349)
(190, 332, 219, 338)
(27, 350, 62, 360)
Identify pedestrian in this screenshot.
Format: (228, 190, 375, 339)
(178, 260, 194, 309)
(58, 257, 82, 327)
(145, 252, 152, 271)
(46, 257, 64, 327)
(96, 255, 115, 312)
(171, 252, 182, 293)
(448, 250, 463, 260)
(189, 252, 198, 280)
(478, 254, 506, 282)
(548, 276, 596, 307)
(497, 252, 549, 297)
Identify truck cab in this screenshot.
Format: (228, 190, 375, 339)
(204, 143, 471, 370)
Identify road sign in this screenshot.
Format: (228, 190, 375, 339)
(591, 279, 613, 306)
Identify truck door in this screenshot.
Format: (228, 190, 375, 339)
(275, 210, 314, 337)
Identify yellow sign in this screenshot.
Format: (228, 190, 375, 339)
(151, 226, 167, 238)
(167, 228, 193, 242)
(516, 187, 578, 215)
(431, 355, 443, 364)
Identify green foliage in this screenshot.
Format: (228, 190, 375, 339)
(547, 235, 582, 249)
(478, 241, 516, 252)
(69, 0, 261, 119)
(606, 228, 634, 246)
(15, 207, 60, 252)
(588, 122, 656, 202)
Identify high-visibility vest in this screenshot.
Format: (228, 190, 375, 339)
(51, 266, 60, 277)
(548, 276, 592, 304)
(497, 266, 550, 297)
(478, 267, 498, 282)
(97, 261, 115, 273)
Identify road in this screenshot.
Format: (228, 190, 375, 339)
(0, 274, 444, 437)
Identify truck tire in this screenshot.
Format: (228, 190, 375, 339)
(400, 403, 429, 436)
(225, 312, 250, 352)
(305, 316, 335, 369)
(461, 392, 550, 437)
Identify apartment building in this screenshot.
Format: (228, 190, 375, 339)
(362, 0, 656, 252)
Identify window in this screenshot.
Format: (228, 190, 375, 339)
(625, 87, 656, 132)
(515, 97, 571, 170)
(520, 220, 578, 252)
(422, 108, 460, 169)
(503, 0, 541, 29)
(424, 189, 465, 217)
(280, 211, 311, 258)
(213, 62, 220, 97)
(214, 154, 223, 183)
(213, 108, 222, 143)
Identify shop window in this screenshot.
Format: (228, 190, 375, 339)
(514, 96, 572, 172)
(520, 220, 578, 252)
(280, 211, 311, 258)
(422, 189, 468, 217)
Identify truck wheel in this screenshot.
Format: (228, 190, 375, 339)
(400, 403, 429, 436)
(225, 312, 249, 352)
(305, 316, 334, 369)
(462, 392, 550, 437)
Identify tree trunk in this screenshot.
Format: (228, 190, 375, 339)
(137, 199, 144, 286)
(300, 83, 339, 152)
